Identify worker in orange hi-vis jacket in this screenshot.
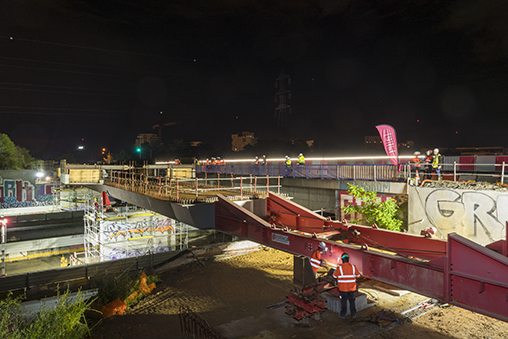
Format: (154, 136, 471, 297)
(333, 252, 361, 319)
(310, 242, 329, 278)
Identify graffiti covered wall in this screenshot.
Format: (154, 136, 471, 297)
(0, 170, 58, 209)
(99, 215, 175, 261)
(408, 186, 508, 245)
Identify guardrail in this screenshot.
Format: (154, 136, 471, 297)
(0, 250, 179, 294)
(196, 162, 508, 184)
(196, 164, 409, 182)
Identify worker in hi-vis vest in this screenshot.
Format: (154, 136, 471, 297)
(297, 153, 305, 165)
(333, 252, 361, 319)
(310, 242, 328, 278)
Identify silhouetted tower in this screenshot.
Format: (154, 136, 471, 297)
(274, 69, 291, 130)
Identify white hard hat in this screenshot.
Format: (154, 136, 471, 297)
(318, 241, 328, 252)
(299, 153, 303, 156)
(413, 151, 421, 156)
(434, 148, 439, 153)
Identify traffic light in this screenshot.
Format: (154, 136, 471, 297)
(136, 147, 141, 152)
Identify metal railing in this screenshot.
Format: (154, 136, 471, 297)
(179, 305, 227, 339)
(105, 171, 282, 203)
(197, 161, 508, 184)
(196, 164, 408, 182)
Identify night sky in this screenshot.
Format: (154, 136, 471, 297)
(1, 1, 508, 160)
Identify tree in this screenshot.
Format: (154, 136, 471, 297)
(0, 134, 21, 169)
(341, 183, 402, 231)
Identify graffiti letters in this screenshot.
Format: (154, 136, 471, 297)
(424, 189, 507, 243)
(0, 176, 56, 209)
(107, 241, 170, 260)
(338, 191, 399, 221)
(103, 219, 174, 240)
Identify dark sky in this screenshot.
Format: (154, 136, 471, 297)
(1, 0, 508, 159)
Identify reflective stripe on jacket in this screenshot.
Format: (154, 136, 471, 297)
(333, 263, 360, 292)
(432, 154, 441, 168)
(310, 250, 323, 273)
(412, 157, 421, 167)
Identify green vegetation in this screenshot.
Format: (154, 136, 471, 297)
(0, 133, 39, 169)
(0, 289, 95, 339)
(341, 183, 403, 232)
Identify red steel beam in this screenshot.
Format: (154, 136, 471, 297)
(445, 233, 508, 322)
(268, 192, 447, 260)
(215, 194, 508, 322)
(216, 194, 445, 299)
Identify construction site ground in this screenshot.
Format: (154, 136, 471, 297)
(90, 248, 508, 339)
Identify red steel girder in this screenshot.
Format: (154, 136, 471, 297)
(268, 192, 447, 261)
(267, 192, 334, 232)
(445, 234, 508, 322)
(214, 194, 508, 322)
(215, 194, 444, 298)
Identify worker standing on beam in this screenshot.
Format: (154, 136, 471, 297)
(285, 155, 292, 176)
(333, 252, 361, 319)
(310, 242, 329, 278)
(412, 151, 422, 185)
(297, 153, 305, 166)
(432, 148, 442, 181)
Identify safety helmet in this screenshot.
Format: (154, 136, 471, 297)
(413, 151, 421, 156)
(426, 227, 437, 235)
(255, 156, 258, 159)
(426, 150, 432, 156)
(340, 252, 349, 261)
(434, 148, 439, 153)
(317, 241, 328, 252)
(285, 155, 289, 158)
(299, 153, 303, 156)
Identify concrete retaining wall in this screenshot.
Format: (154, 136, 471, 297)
(408, 186, 508, 245)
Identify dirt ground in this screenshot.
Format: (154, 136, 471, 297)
(90, 248, 508, 339)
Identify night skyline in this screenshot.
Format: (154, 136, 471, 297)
(1, 1, 508, 160)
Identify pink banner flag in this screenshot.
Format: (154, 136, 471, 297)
(376, 124, 399, 167)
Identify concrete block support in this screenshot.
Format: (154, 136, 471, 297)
(322, 292, 376, 315)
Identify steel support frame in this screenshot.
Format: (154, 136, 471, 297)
(267, 192, 447, 260)
(215, 194, 508, 322)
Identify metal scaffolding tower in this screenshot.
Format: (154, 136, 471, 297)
(275, 68, 292, 130)
(83, 196, 190, 264)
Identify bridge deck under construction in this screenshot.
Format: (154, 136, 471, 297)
(103, 176, 274, 204)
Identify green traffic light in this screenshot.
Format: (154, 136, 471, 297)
(136, 148, 141, 152)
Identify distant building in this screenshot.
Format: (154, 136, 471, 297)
(232, 132, 258, 152)
(364, 136, 383, 150)
(398, 140, 414, 149)
(364, 136, 414, 150)
(135, 133, 158, 146)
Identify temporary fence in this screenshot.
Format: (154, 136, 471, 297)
(179, 305, 227, 339)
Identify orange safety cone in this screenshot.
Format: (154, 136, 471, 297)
(415, 170, 420, 186)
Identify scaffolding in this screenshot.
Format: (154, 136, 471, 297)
(83, 195, 190, 264)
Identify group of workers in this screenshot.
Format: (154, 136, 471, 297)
(411, 148, 442, 183)
(202, 157, 225, 166)
(311, 242, 361, 319)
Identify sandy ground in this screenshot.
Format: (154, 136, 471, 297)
(90, 248, 508, 339)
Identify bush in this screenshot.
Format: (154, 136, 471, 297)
(341, 183, 403, 231)
(0, 289, 95, 339)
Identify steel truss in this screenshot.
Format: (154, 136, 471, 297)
(215, 192, 508, 322)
